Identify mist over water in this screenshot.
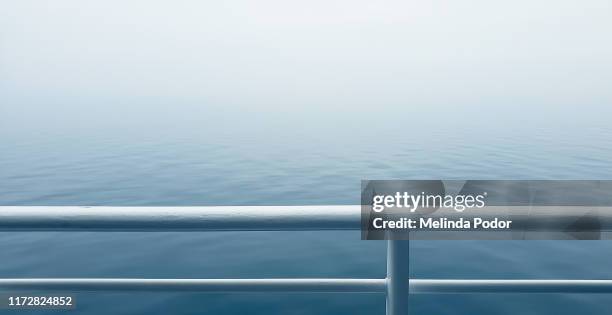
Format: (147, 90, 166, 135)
(2, 1, 612, 314)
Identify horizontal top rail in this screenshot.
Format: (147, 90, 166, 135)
(0, 206, 360, 231)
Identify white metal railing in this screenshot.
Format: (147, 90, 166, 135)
(0, 206, 358, 231)
(1, 206, 612, 315)
(4, 278, 612, 293)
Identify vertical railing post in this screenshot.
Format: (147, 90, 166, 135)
(386, 239, 410, 315)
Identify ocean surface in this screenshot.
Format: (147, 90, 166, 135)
(1, 117, 612, 315)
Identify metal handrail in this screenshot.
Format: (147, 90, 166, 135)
(0, 278, 385, 292)
(0, 206, 359, 231)
(1, 206, 610, 315)
(2, 279, 612, 293)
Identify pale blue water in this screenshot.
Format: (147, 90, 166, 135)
(1, 117, 612, 314)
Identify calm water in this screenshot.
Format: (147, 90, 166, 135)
(1, 117, 612, 314)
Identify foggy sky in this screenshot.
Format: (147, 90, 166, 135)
(2, 0, 611, 133)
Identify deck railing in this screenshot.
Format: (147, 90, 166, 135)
(1, 206, 612, 315)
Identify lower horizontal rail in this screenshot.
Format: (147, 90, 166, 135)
(3, 279, 612, 293)
(0, 279, 385, 293)
(411, 279, 612, 293)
